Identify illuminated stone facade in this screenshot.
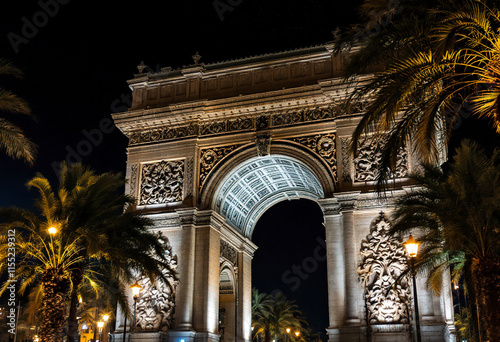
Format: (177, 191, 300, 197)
(111, 43, 455, 342)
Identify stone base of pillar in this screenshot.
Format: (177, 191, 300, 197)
(110, 332, 163, 342)
(327, 323, 456, 342)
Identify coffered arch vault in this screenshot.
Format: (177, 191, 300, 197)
(212, 154, 324, 238)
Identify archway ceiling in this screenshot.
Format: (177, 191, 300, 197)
(214, 155, 324, 237)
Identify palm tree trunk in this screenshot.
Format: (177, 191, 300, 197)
(472, 257, 500, 342)
(39, 268, 70, 342)
(67, 269, 83, 342)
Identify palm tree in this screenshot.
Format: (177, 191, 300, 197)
(0, 163, 177, 342)
(252, 289, 307, 342)
(337, 0, 500, 184)
(390, 140, 500, 341)
(0, 207, 84, 341)
(0, 59, 36, 164)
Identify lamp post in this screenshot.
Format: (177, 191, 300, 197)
(294, 331, 300, 340)
(286, 328, 291, 342)
(102, 314, 109, 342)
(404, 235, 422, 342)
(97, 321, 104, 342)
(130, 281, 142, 333)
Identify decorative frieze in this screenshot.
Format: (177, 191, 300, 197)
(127, 106, 345, 146)
(354, 138, 408, 182)
(199, 145, 241, 191)
(136, 232, 178, 331)
(358, 213, 411, 324)
(220, 240, 238, 265)
(291, 133, 337, 183)
(139, 160, 185, 205)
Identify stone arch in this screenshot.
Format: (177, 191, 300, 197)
(199, 140, 335, 214)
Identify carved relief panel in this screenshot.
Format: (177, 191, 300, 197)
(358, 213, 411, 324)
(136, 232, 178, 331)
(139, 159, 185, 205)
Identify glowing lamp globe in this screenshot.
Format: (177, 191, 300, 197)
(404, 235, 420, 258)
(48, 227, 57, 235)
(130, 281, 142, 298)
(286, 328, 291, 333)
(295, 331, 300, 337)
(97, 321, 104, 329)
(103, 314, 109, 322)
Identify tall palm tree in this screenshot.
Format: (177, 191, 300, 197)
(0, 207, 84, 342)
(337, 0, 500, 184)
(252, 289, 307, 342)
(0, 163, 177, 342)
(0, 59, 36, 164)
(390, 140, 500, 341)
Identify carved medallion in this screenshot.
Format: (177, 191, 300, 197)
(139, 160, 184, 205)
(199, 145, 241, 190)
(291, 133, 338, 183)
(136, 232, 178, 332)
(358, 213, 411, 324)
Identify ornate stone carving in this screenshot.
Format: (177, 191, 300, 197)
(129, 164, 139, 197)
(127, 105, 350, 146)
(358, 213, 411, 324)
(185, 157, 194, 198)
(220, 240, 238, 265)
(291, 133, 337, 183)
(199, 145, 241, 190)
(353, 138, 408, 182)
(136, 232, 178, 331)
(340, 137, 351, 183)
(255, 134, 272, 156)
(139, 160, 184, 205)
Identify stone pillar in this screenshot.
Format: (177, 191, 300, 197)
(192, 213, 221, 341)
(237, 241, 255, 342)
(337, 193, 362, 325)
(175, 210, 197, 331)
(319, 198, 345, 341)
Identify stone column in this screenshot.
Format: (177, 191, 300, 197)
(192, 212, 221, 339)
(174, 210, 197, 331)
(337, 192, 361, 325)
(319, 198, 345, 341)
(237, 240, 256, 342)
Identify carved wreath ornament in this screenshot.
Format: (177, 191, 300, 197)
(135, 232, 178, 331)
(358, 213, 411, 324)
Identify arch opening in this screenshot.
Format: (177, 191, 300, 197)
(213, 155, 325, 237)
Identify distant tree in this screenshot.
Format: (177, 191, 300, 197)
(0, 59, 36, 164)
(251, 289, 307, 342)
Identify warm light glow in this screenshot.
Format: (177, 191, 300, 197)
(34, 336, 39, 342)
(404, 235, 420, 258)
(97, 321, 104, 329)
(251, 326, 254, 332)
(454, 284, 459, 290)
(48, 227, 57, 235)
(130, 281, 142, 298)
(78, 296, 82, 304)
(286, 328, 291, 333)
(103, 314, 109, 322)
(295, 331, 300, 337)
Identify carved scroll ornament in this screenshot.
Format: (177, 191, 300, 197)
(358, 213, 411, 324)
(135, 233, 178, 331)
(139, 160, 184, 205)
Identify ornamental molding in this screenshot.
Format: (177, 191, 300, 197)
(255, 133, 272, 157)
(199, 145, 242, 191)
(220, 240, 238, 265)
(185, 157, 194, 198)
(129, 164, 139, 197)
(139, 160, 185, 205)
(358, 213, 411, 324)
(354, 138, 408, 182)
(150, 215, 182, 228)
(136, 232, 178, 332)
(340, 137, 351, 182)
(127, 105, 344, 146)
(290, 133, 337, 183)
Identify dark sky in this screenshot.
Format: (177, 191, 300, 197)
(0, 0, 362, 336)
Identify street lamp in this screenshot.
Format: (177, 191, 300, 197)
(48, 227, 57, 235)
(294, 331, 300, 339)
(101, 315, 110, 342)
(97, 321, 104, 342)
(404, 235, 422, 342)
(285, 328, 291, 342)
(130, 281, 142, 332)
